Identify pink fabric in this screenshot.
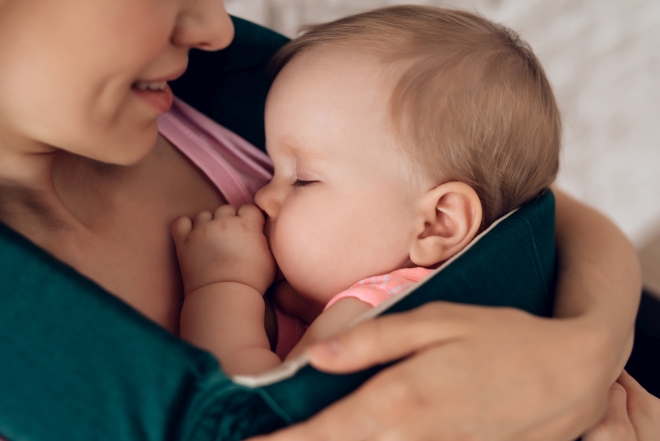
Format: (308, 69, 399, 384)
(325, 267, 434, 310)
(273, 303, 308, 361)
(158, 97, 273, 208)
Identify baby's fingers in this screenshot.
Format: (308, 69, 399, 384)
(214, 204, 237, 218)
(171, 216, 193, 243)
(193, 211, 213, 226)
(238, 204, 265, 225)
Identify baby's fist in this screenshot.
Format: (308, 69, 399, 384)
(172, 204, 276, 296)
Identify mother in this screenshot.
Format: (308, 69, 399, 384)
(0, 0, 642, 440)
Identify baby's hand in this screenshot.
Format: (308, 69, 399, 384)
(172, 204, 276, 296)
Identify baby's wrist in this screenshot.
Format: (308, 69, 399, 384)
(182, 265, 273, 297)
(186, 280, 265, 300)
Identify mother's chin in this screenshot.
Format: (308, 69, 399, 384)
(66, 108, 163, 167)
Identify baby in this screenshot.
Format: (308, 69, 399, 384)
(172, 6, 560, 375)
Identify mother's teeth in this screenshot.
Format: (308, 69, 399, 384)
(133, 81, 167, 91)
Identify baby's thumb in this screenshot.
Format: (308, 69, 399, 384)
(238, 204, 265, 225)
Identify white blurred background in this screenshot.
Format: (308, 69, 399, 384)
(226, 0, 660, 287)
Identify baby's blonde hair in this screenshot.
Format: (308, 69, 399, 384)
(270, 5, 561, 229)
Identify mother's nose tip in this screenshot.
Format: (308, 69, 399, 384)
(205, 9, 235, 51)
(174, 1, 235, 51)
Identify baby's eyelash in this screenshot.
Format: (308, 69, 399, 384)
(292, 179, 317, 187)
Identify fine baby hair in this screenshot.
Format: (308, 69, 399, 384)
(270, 5, 561, 229)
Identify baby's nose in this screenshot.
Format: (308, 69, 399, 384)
(254, 183, 280, 220)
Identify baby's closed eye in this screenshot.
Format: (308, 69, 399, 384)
(292, 179, 318, 187)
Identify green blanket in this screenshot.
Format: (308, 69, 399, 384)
(0, 17, 555, 441)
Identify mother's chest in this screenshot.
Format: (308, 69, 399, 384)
(59, 137, 227, 333)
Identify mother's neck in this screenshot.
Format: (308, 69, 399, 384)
(0, 136, 87, 240)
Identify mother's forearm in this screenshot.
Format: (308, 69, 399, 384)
(553, 187, 641, 380)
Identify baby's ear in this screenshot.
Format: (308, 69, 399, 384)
(409, 182, 482, 267)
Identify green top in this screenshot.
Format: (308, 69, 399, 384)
(0, 17, 555, 441)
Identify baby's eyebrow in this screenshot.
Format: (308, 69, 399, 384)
(281, 140, 325, 161)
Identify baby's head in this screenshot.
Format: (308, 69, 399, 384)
(255, 5, 560, 306)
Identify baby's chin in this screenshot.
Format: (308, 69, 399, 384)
(276, 260, 353, 304)
(287, 278, 344, 306)
(287, 281, 324, 302)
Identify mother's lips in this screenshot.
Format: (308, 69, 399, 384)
(131, 83, 174, 114)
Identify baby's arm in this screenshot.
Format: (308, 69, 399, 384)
(285, 297, 372, 360)
(172, 205, 280, 375)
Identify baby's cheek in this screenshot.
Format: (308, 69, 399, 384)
(270, 186, 414, 305)
(271, 231, 342, 303)
(272, 246, 334, 303)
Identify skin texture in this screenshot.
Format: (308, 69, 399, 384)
(175, 52, 483, 374)
(0, 0, 644, 439)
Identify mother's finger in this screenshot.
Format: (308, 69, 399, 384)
(307, 302, 476, 373)
(617, 370, 652, 404)
(582, 382, 635, 441)
(618, 370, 660, 441)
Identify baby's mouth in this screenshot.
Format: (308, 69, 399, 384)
(263, 218, 274, 244)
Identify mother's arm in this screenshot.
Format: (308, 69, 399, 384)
(553, 187, 640, 388)
(248, 188, 641, 441)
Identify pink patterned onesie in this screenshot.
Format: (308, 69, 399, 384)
(325, 267, 434, 310)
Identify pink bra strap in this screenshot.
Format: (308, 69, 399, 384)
(157, 97, 272, 207)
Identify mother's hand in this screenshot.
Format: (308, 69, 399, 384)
(247, 302, 612, 441)
(583, 371, 660, 441)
